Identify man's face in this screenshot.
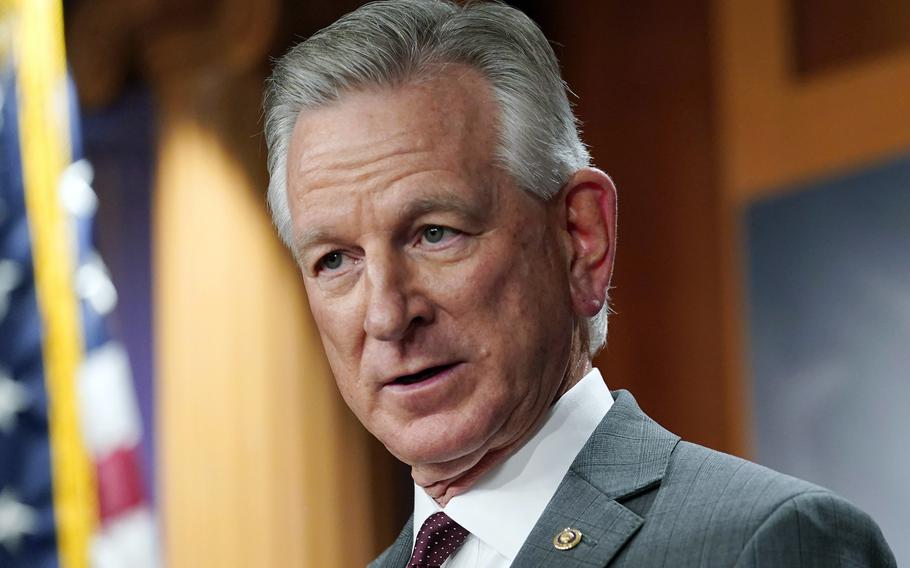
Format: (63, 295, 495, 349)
(286, 68, 576, 481)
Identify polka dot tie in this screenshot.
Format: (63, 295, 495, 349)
(408, 511, 469, 568)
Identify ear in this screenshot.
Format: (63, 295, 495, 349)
(562, 168, 617, 318)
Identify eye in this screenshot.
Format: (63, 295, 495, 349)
(319, 251, 344, 271)
(421, 225, 457, 245)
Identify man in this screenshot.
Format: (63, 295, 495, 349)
(263, 1, 896, 566)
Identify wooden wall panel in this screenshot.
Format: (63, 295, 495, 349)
(544, 1, 748, 455)
(153, 75, 381, 567)
(715, 0, 910, 201)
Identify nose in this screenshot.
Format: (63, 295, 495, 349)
(363, 253, 434, 342)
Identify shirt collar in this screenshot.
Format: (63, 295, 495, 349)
(413, 367, 613, 561)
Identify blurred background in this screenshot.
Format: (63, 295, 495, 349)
(1, 0, 908, 566)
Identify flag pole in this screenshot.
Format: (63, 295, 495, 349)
(14, 1, 96, 566)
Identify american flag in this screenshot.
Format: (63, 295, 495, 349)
(1, 1, 158, 566)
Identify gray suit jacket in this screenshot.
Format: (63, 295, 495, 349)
(370, 390, 896, 567)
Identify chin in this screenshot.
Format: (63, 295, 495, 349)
(383, 418, 494, 470)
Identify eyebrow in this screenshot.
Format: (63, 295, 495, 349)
(400, 193, 484, 224)
(294, 228, 334, 260)
(295, 192, 487, 258)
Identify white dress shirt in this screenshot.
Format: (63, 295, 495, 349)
(412, 367, 614, 567)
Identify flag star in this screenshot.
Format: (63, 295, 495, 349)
(58, 159, 98, 219)
(0, 369, 30, 434)
(0, 259, 23, 322)
(75, 252, 118, 315)
(0, 489, 37, 554)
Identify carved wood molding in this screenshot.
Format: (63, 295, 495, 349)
(138, 0, 278, 87)
(66, 0, 150, 107)
(714, 0, 910, 202)
(67, 0, 278, 107)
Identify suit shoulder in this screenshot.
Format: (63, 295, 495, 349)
(664, 441, 822, 512)
(368, 517, 413, 568)
(736, 489, 897, 566)
(612, 440, 897, 566)
(367, 545, 392, 568)
(369, 532, 413, 568)
(633, 441, 897, 566)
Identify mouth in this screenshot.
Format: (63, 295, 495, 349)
(388, 363, 460, 387)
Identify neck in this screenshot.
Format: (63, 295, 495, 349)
(415, 331, 592, 507)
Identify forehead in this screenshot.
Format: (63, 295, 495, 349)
(286, 66, 501, 204)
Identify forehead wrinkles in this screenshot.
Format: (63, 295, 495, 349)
(290, 68, 497, 183)
(293, 131, 436, 196)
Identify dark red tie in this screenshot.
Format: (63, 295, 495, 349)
(408, 511, 469, 567)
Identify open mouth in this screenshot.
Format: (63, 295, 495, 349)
(390, 363, 458, 386)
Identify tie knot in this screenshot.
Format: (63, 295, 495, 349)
(408, 512, 469, 568)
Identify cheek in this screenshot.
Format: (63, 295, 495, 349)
(482, 238, 572, 358)
(430, 248, 512, 314)
(438, 233, 567, 341)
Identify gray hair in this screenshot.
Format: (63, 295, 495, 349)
(263, 0, 609, 355)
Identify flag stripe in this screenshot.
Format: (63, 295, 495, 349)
(15, 0, 97, 566)
(96, 446, 145, 524)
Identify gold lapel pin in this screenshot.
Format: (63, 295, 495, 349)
(553, 527, 583, 550)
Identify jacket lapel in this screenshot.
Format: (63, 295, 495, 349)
(511, 390, 680, 567)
